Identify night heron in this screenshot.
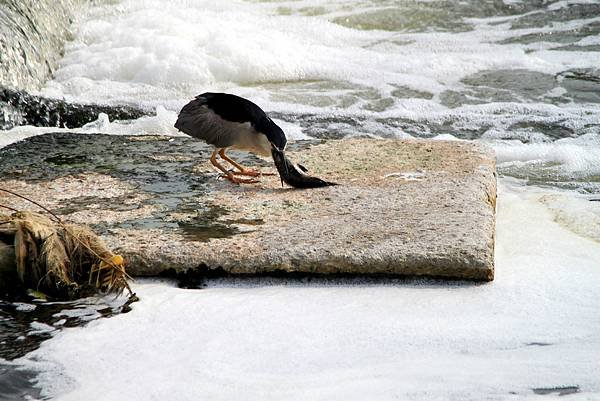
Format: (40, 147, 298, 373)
(175, 92, 335, 188)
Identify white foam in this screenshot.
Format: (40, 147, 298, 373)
(539, 191, 600, 242)
(3, 0, 588, 185)
(548, 0, 597, 11)
(81, 106, 184, 136)
(13, 303, 36, 312)
(431, 133, 460, 141)
(17, 181, 600, 401)
(38, 0, 600, 114)
(271, 118, 311, 141)
(0, 126, 75, 151)
(41, 0, 383, 106)
(27, 322, 55, 336)
(489, 133, 600, 178)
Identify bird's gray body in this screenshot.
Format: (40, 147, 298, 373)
(174, 93, 279, 156)
(175, 92, 336, 188)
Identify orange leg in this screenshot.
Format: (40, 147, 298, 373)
(210, 149, 258, 184)
(218, 149, 275, 176)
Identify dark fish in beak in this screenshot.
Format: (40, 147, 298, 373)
(271, 147, 337, 189)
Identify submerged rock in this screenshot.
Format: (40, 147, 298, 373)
(0, 133, 496, 280)
(0, 86, 150, 130)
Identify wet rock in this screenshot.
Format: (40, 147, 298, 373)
(0, 133, 496, 280)
(0, 242, 16, 290)
(0, 86, 150, 130)
(0, 0, 82, 91)
(0, 1, 150, 130)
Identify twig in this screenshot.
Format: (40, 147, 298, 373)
(0, 188, 62, 222)
(0, 203, 21, 213)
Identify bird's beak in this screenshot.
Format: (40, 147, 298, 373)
(271, 145, 288, 187)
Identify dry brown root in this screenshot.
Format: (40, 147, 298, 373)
(0, 211, 132, 299)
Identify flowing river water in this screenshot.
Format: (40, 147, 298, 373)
(1, 1, 600, 400)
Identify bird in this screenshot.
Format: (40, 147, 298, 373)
(175, 92, 336, 188)
(174, 92, 285, 184)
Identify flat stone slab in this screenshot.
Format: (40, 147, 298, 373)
(0, 133, 496, 280)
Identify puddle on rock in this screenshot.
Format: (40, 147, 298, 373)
(0, 133, 272, 245)
(44, 153, 90, 166)
(177, 204, 262, 241)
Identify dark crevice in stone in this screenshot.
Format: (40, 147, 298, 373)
(532, 386, 580, 396)
(159, 265, 489, 290)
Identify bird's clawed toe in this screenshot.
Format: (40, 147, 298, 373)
(231, 169, 275, 177)
(221, 173, 260, 184)
(231, 169, 260, 177)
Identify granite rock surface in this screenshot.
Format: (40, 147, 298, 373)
(0, 133, 496, 280)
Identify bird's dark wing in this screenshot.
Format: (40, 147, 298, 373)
(200, 92, 266, 124)
(174, 93, 259, 148)
(175, 92, 287, 151)
(202, 93, 287, 150)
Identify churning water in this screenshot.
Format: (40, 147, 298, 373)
(34, 0, 600, 193)
(1, 0, 600, 400)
